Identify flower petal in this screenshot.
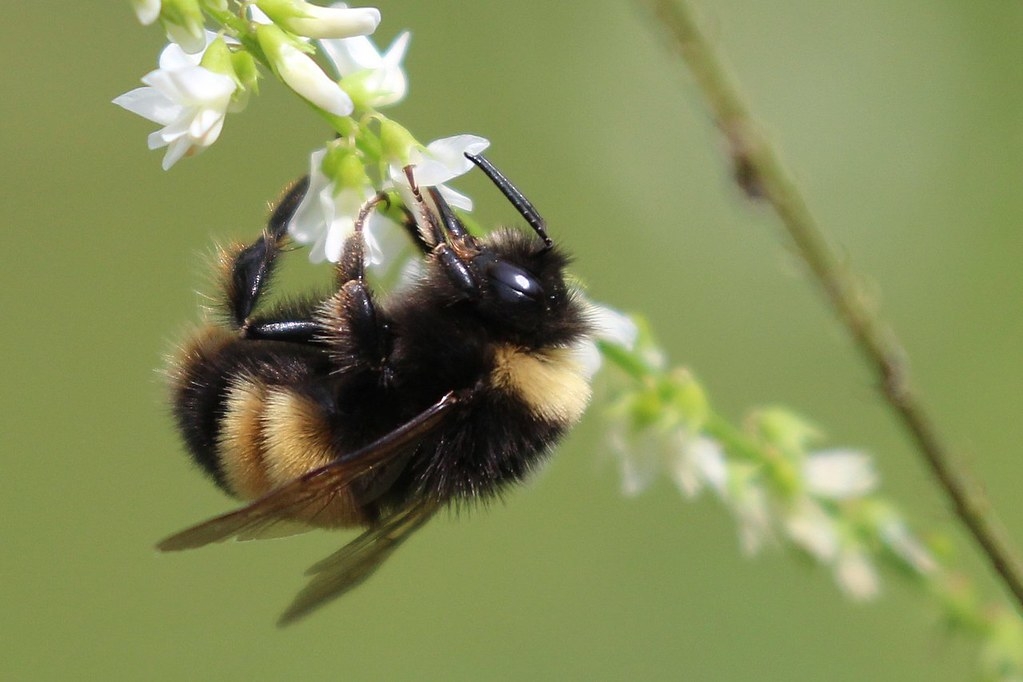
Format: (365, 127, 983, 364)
(113, 87, 180, 125)
(804, 449, 878, 500)
(161, 136, 193, 170)
(834, 547, 880, 599)
(878, 516, 937, 574)
(276, 42, 353, 116)
(588, 303, 638, 349)
(164, 19, 207, 55)
(288, 6, 380, 39)
(685, 436, 727, 496)
(413, 134, 490, 185)
(115, 36, 237, 169)
(382, 31, 411, 67)
(321, 34, 378, 75)
(158, 40, 203, 71)
(436, 184, 473, 211)
(783, 499, 838, 562)
(131, 0, 161, 25)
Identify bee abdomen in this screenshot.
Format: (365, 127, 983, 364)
(168, 325, 236, 486)
(169, 327, 367, 528)
(217, 379, 368, 527)
(215, 375, 270, 499)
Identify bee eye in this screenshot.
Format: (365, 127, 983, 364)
(487, 261, 543, 305)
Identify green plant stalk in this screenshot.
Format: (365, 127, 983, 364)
(638, 0, 1023, 613)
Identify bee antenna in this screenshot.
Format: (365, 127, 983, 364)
(464, 152, 553, 249)
(332, 191, 391, 285)
(353, 192, 389, 236)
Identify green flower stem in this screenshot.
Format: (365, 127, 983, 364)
(637, 0, 1023, 614)
(202, 6, 383, 146)
(596, 340, 648, 383)
(598, 339, 762, 464)
(703, 414, 766, 465)
(204, 4, 269, 64)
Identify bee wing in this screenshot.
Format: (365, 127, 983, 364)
(157, 390, 464, 552)
(277, 500, 439, 626)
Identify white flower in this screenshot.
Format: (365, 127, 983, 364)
(280, 43, 353, 115)
(291, 5, 380, 40)
(878, 515, 936, 574)
(570, 300, 638, 380)
(723, 465, 774, 556)
(670, 434, 727, 499)
(322, 29, 411, 107)
(113, 39, 236, 170)
(257, 24, 354, 117)
(131, 0, 161, 25)
(803, 449, 878, 500)
(248, 4, 273, 23)
(408, 135, 490, 187)
(288, 149, 397, 264)
(609, 425, 666, 497)
(783, 498, 839, 562)
(139, 0, 208, 54)
(732, 483, 773, 556)
(589, 303, 639, 350)
(391, 134, 491, 210)
(256, 1, 380, 40)
(164, 22, 206, 55)
(834, 545, 880, 599)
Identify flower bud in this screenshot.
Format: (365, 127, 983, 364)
(379, 118, 417, 166)
(256, 0, 380, 39)
(198, 36, 233, 76)
(159, 0, 206, 54)
(229, 50, 259, 110)
(256, 24, 353, 116)
(752, 407, 821, 457)
(322, 146, 370, 191)
(200, 38, 256, 112)
(131, 0, 161, 25)
(666, 368, 709, 430)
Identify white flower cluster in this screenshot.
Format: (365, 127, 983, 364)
(113, 34, 238, 170)
(290, 134, 491, 265)
(607, 360, 936, 601)
(113, 1, 498, 273)
(116, 1, 389, 169)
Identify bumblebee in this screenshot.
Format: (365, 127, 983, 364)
(160, 153, 595, 625)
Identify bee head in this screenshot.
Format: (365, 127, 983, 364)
(461, 229, 585, 348)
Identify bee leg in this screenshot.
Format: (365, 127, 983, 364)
(322, 194, 393, 370)
(396, 205, 435, 254)
(399, 167, 482, 298)
(333, 192, 390, 285)
(425, 187, 483, 298)
(238, 177, 323, 343)
(247, 190, 391, 350)
(220, 176, 311, 332)
(464, 152, 552, 249)
(242, 318, 321, 342)
(427, 187, 470, 241)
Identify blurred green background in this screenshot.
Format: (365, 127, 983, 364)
(3, 1, 1020, 679)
